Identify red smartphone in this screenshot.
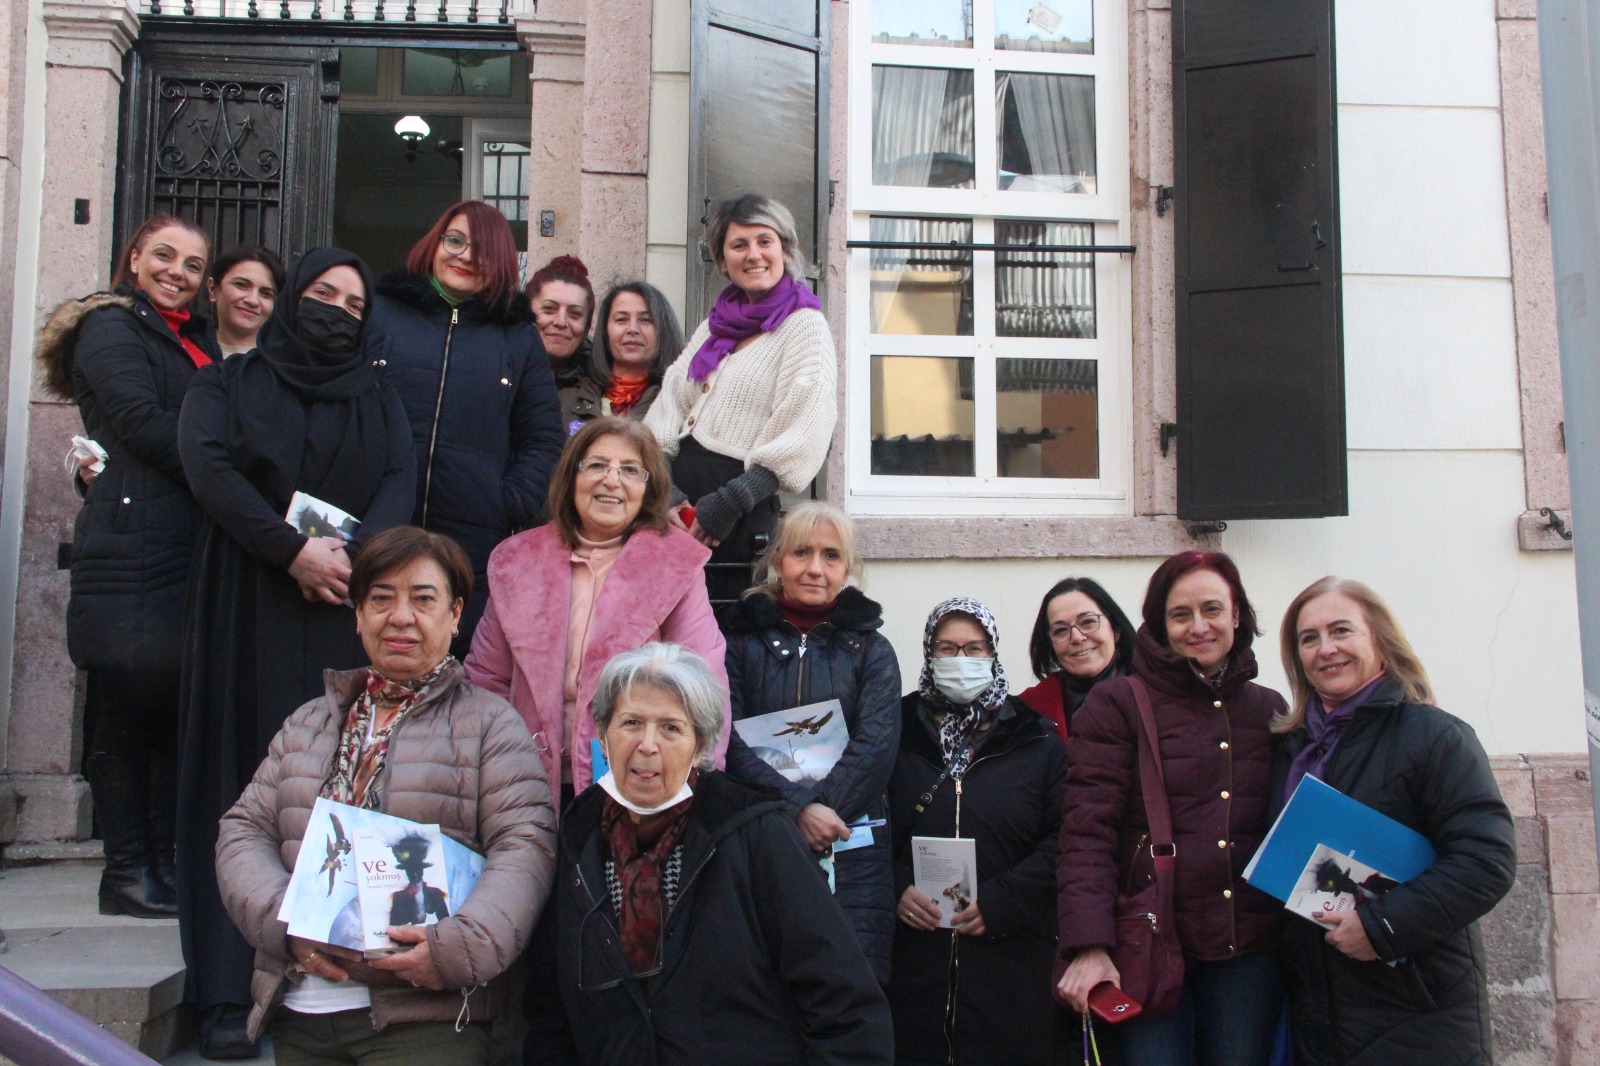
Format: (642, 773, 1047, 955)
(1087, 982, 1143, 1024)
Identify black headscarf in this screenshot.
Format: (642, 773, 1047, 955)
(255, 247, 378, 400)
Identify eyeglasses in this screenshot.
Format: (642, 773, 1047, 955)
(576, 458, 650, 484)
(931, 640, 993, 659)
(1049, 613, 1105, 642)
(439, 232, 474, 257)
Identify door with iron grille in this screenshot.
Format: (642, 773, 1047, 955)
(117, 30, 339, 267)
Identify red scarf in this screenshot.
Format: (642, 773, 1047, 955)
(155, 306, 212, 369)
(601, 794, 693, 973)
(606, 375, 649, 417)
(777, 592, 836, 633)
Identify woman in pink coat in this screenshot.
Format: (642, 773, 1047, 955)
(465, 417, 728, 812)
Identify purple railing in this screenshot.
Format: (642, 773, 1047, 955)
(0, 965, 159, 1066)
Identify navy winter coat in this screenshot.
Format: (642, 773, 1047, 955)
(362, 272, 565, 645)
(887, 694, 1069, 1065)
(1275, 680, 1515, 1066)
(525, 771, 894, 1065)
(38, 287, 219, 673)
(720, 587, 902, 983)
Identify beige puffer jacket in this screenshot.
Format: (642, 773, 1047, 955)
(216, 661, 556, 1041)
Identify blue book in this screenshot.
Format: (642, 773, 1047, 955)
(1244, 775, 1436, 904)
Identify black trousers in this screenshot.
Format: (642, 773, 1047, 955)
(672, 436, 780, 604)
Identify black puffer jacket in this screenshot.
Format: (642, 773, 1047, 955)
(886, 694, 1068, 1066)
(1275, 680, 1515, 1066)
(720, 588, 902, 983)
(526, 771, 893, 1065)
(362, 272, 565, 645)
(37, 287, 219, 672)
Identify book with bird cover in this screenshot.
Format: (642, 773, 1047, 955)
(912, 836, 978, 929)
(732, 698, 848, 789)
(286, 490, 360, 542)
(277, 797, 483, 954)
(1284, 844, 1402, 923)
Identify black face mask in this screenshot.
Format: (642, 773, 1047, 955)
(295, 296, 363, 353)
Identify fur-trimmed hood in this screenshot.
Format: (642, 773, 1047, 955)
(719, 584, 885, 635)
(375, 269, 533, 326)
(35, 292, 132, 400)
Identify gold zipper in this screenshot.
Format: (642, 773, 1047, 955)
(419, 306, 458, 527)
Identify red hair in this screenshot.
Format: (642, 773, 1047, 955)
(1140, 550, 1261, 651)
(405, 200, 521, 313)
(526, 255, 596, 334)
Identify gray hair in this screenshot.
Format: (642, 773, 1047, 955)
(590, 643, 725, 762)
(704, 194, 807, 279)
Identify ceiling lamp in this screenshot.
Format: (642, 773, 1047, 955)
(394, 115, 431, 163)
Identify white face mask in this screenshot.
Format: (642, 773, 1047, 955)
(596, 769, 694, 817)
(931, 656, 995, 704)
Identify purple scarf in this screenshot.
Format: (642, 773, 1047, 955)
(687, 274, 821, 382)
(1283, 672, 1388, 803)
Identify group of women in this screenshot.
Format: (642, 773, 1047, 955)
(41, 190, 1516, 1066)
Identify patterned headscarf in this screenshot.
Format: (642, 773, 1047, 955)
(918, 597, 1010, 777)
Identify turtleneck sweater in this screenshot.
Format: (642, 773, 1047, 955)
(563, 531, 624, 780)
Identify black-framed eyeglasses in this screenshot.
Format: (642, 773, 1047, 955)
(931, 639, 993, 659)
(576, 458, 650, 484)
(1049, 613, 1105, 642)
(440, 231, 474, 257)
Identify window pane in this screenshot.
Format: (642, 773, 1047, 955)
(996, 219, 1095, 337)
(871, 355, 975, 476)
(995, 0, 1093, 54)
(996, 72, 1095, 193)
(403, 49, 512, 97)
(872, 0, 972, 47)
(870, 217, 973, 335)
(712, 0, 816, 36)
(342, 47, 378, 94)
(873, 66, 976, 189)
(997, 358, 1098, 478)
(481, 141, 529, 223)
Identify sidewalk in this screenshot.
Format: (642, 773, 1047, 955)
(0, 861, 273, 1064)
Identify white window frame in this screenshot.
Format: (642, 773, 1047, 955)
(845, 0, 1131, 517)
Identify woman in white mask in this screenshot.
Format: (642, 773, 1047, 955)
(885, 598, 1071, 1065)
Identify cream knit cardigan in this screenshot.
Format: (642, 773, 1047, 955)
(644, 306, 837, 493)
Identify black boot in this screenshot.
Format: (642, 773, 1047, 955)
(87, 754, 177, 918)
(147, 747, 178, 904)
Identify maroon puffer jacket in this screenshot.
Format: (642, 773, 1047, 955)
(1057, 627, 1285, 963)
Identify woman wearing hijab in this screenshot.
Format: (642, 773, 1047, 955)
(644, 194, 836, 601)
(176, 247, 417, 1059)
(885, 597, 1069, 1065)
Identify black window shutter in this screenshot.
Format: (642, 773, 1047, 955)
(1172, 0, 1346, 519)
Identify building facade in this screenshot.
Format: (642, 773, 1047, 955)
(0, 0, 1593, 1059)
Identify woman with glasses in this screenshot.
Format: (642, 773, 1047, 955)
(465, 417, 727, 813)
(1017, 577, 1138, 745)
(886, 597, 1069, 1065)
(363, 200, 565, 653)
(1056, 551, 1286, 1066)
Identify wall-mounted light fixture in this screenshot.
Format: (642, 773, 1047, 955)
(394, 115, 431, 164)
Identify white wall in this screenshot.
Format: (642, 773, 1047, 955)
(858, 0, 1587, 758)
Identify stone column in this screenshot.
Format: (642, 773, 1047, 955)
(519, 5, 587, 278)
(4, 0, 139, 847)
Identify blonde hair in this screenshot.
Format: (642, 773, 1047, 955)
(747, 502, 863, 600)
(1274, 576, 1434, 733)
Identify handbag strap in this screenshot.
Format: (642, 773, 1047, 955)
(1127, 678, 1176, 874)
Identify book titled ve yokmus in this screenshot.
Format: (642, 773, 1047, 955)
(1243, 776, 1436, 923)
(277, 797, 484, 958)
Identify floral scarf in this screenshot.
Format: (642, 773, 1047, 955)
(601, 792, 694, 974)
(321, 658, 455, 809)
(917, 597, 1010, 779)
(686, 274, 821, 382)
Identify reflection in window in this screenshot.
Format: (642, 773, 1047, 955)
(481, 141, 529, 223)
(997, 220, 1095, 338)
(872, 0, 972, 46)
(873, 67, 976, 188)
(871, 356, 975, 476)
(870, 217, 974, 336)
(995, 0, 1093, 54)
(403, 49, 512, 97)
(996, 359, 1098, 477)
(997, 72, 1096, 193)
(342, 47, 379, 94)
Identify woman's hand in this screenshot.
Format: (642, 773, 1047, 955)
(368, 926, 448, 990)
(1056, 946, 1120, 1013)
(288, 536, 351, 604)
(667, 506, 690, 532)
(896, 886, 942, 931)
(795, 803, 850, 852)
(688, 519, 721, 549)
(76, 452, 101, 485)
(288, 935, 364, 982)
(951, 900, 986, 937)
(1315, 909, 1379, 961)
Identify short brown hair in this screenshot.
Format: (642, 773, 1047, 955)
(1274, 575, 1434, 733)
(547, 418, 672, 548)
(350, 526, 473, 609)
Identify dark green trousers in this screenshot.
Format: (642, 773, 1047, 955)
(271, 1009, 490, 1066)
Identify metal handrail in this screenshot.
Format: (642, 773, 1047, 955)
(0, 965, 159, 1066)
